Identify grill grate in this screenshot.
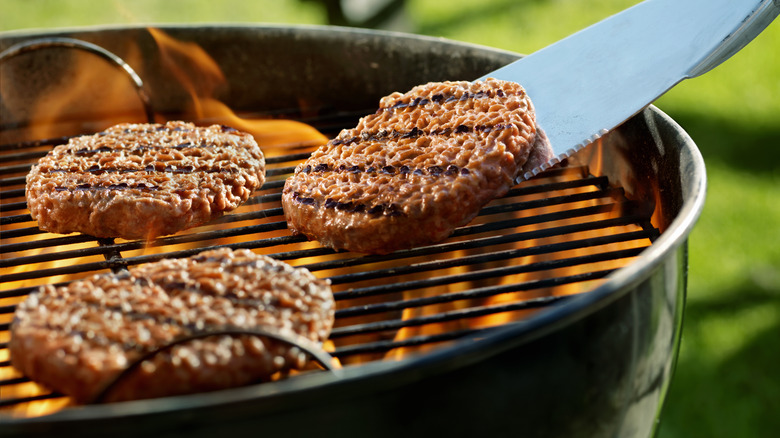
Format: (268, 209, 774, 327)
(0, 126, 658, 412)
(0, 38, 658, 416)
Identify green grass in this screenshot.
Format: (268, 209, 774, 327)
(0, 0, 325, 30)
(3, 1, 780, 436)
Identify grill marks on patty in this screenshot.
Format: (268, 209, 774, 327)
(331, 87, 517, 147)
(291, 191, 404, 217)
(288, 90, 519, 217)
(330, 121, 513, 147)
(282, 78, 546, 254)
(290, 162, 471, 217)
(378, 86, 518, 113)
(298, 161, 469, 178)
(9, 248, 335, 403)
(47, 164, 243, 193)
(25, 121, 266, 240)
(40, 136, 250, 186)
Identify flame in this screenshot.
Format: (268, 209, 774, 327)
(147, 28, 327, 155)
(199, 99, 329, 153)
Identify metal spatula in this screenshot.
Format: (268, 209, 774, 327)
(481, 0, 780, 179)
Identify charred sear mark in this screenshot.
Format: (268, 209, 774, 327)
(291, 192, 403, 217)
(301, 162, 469, 177)
(54, 182, 160, 192)
(68, 142, 224, 157)
(378, 87, 515, 113)
(330, 122, 511, 147)
(74, 146, 114, 156)
(219, 125, 239, 133)
(104, 125, 197, 135)
(43, 164, 238, 175)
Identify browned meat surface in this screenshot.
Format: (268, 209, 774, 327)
(25, 121, 266, 240)
(282, 78, 551, 254)
(9, 248, 334, 403)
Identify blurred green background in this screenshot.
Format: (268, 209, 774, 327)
(2, 1, 779, 436)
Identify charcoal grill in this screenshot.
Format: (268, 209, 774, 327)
(0, 25, 705, 438)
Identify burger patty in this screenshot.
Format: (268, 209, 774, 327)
(9, 248, 335, 403)
(282, 78, 552, 254)
(25, 121, 266, 240)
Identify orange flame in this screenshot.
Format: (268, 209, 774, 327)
(147, 28, 327, 155)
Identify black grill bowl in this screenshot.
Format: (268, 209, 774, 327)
(0, 25, 705, 438)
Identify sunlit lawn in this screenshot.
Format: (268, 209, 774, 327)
(2, 1, 779, 436)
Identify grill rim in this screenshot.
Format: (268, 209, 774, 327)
(0, 24, 704, 434)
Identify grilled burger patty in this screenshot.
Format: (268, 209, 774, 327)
(25, 121, 266, 240)
(9, 248, 335, 403)
(282, 78, 552, 254)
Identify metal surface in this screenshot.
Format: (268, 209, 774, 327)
(0, 25, 707, 438)
(0, 37, 155, 123)
(484, 0, 779, 179)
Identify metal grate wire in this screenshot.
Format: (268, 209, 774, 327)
(1, 99, 658, 415)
